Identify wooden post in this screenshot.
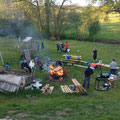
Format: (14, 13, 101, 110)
(0, 51, 4, 65)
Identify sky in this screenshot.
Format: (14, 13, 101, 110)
(65, 0, 89, 6)
(56, 0, 99, 6)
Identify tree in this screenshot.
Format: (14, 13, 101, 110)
(52, 0, 68, 40)
(80, 5, 101, 41)
(88, 21, 101, 40)
(45, 0, 51, 35)
(91, 0, 120, 13)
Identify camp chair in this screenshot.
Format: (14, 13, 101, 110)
(20, 60, 24, 65)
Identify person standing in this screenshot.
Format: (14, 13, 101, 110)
(41, 41, 45, 49)
(61, 42, 65, 49)
(56, 41, 60, 52)
(110, 59, 117, 75)
(93, 48, 97, 61)
(83, 65, 93, 88)
(65, 42, 69, 53)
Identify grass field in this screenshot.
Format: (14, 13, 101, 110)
(93, 13, 120, 42)
(94, 22, 120, 41)
(0, 37, 120, 120)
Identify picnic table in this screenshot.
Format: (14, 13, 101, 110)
(97, 63, 119, 69)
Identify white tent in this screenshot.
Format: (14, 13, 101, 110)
(23, 37, 32, 42)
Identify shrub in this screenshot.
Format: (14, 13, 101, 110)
(50, 35, 56, 40)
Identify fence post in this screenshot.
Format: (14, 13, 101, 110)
(0, 51, 4, 65)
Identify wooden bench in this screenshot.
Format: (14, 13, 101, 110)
(59, 60, 75, 64)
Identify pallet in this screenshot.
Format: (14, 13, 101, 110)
(47, 86, 54, 94)
(60, 85, 73, 93)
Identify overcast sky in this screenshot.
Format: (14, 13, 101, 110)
(56, 0, 99, 6)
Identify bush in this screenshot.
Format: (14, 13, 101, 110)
(88, 21, 101, 41)
(50, 35, 56, 40)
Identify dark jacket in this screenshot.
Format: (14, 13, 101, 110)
(84, 68, 93, 77)
(21, 62, 29, 69)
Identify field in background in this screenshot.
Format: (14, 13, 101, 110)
(0, 37, 120, 119)
(96, 13, 120, 41)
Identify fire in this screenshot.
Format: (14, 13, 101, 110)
(49, 64, 63, 76)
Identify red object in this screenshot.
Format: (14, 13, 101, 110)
(90, 63, 97, 67)
(65, 44, 69, 49)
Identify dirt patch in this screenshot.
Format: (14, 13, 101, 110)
(7, 110, 17, 114)
(56, 111, 66, 116)
(16, 113, 28, 117)
(32, 114, 56, 120)
(96, 105, 104, 109)
(32, 113, 64, 120)
(64, 108, 72, 111)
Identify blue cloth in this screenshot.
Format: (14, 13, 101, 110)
(65, 55, 71, 60)
(35, 57, 38, 63)
(5, 63, 10, 69)
(86, 61, 91, 66)
(20, 60, 24, 65)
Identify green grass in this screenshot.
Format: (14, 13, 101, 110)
(94, 22, 120, 41)
(0, 37, 120, 120)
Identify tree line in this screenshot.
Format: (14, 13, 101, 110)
(0, 0, 119, 41)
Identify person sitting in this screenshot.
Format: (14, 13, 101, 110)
(37, 58, 43, 70)
(55, 60, 62, 66)
(5, 63, 10, 70)
(21, 60, 31, 73)
(29, 59, 35, 73)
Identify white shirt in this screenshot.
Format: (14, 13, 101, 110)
(29, 61, 35, 69)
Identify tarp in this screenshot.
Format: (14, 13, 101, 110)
(23, 37, 32, 42)
(0, 74, 28, 92)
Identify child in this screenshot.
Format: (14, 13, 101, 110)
(5, 63, 10, 70)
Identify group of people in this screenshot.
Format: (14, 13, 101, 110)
(83, 58, 118, 89)
(37, 41, 45, 51)
(56, 41, 69, 53)
(21, 58, 43, 73)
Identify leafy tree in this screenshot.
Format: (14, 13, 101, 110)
(88, 21, 101, 40)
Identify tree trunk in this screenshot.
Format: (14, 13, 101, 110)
(55, 0, 67, 40)
(35, 0, 42, 32)
(45, 0, 51, 36)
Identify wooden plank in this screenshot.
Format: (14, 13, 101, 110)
(74, 64, 87, 68)
(60, 85, 72, 93)
(72, 79, 87, 93)
(72, 79, 81, 86)
(54, 66, 62, 71)
(48, 86, 54, 94)
(0, 51, 4, 65)
(97, 63, 119, 69)
(59, 60, 75, 64)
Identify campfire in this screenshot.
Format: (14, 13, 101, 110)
(49, 64, 64, 81)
